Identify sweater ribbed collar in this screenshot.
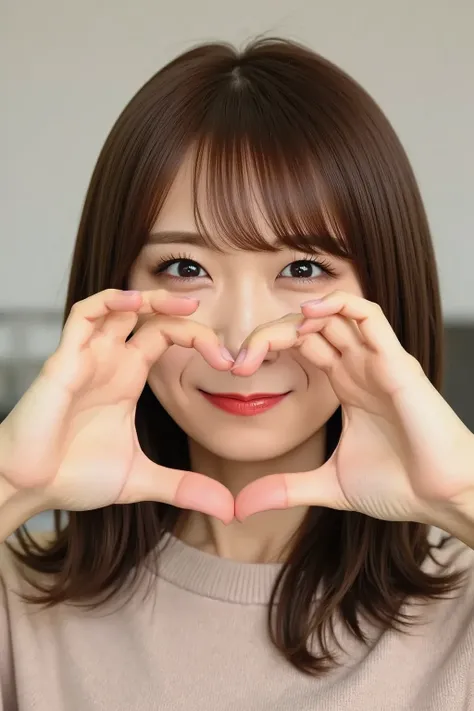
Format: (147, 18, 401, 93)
(154, 533, 284, 605)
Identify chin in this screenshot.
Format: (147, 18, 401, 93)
(186, 423, 317, 463)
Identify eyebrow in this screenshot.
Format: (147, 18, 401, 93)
(146, 229, 283, 252)
(146, 230, 207, 247)
(145, 228, 348, 259)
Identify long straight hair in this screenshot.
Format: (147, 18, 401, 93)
(10, 37, 466, 675)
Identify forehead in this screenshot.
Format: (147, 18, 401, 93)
(149, 145, 349, 259)
(151, 152, 276, 246)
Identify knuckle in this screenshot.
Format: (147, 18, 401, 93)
(148, 289, 168, 304)
(405, 352, 424, 375)
(181, 318, 205, 335)
(158, 316, 217, 344)
(195, 324, 220, 344)
(153, 314, 173, 328)
(369, 300, 383, 314)
(69, 301, 82, 316)
(251, 320, 278, 339)
(247, 324, 264, 339)
(325, 289, 343, 303)
(97, 288, 118, 303)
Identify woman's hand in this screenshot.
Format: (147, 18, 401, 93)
(0, 289, 235, 541)
(233, 291, 474, 546)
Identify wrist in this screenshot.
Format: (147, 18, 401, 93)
(430, 433, 474, 549)
(0, 422, 48, 542)
(0, 483, 46, 543)
(431, 493, 474, 550)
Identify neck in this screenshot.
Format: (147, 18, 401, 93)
(175, 429, 326, 563)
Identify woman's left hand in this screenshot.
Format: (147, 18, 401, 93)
(233, 291, 474, 548)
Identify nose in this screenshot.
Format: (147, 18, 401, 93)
(214, 284, 282, 363)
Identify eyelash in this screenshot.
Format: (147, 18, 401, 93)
(152, 251, 338, 283)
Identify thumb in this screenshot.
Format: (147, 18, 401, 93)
(235, 458, 350, 521)
(117, 452, 235, 525)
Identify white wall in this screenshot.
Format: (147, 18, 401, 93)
(2, 0, 473, 319)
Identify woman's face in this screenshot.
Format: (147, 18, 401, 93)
(128, 157, 363, 463)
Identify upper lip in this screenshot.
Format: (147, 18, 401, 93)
(200, 391, 290, 401)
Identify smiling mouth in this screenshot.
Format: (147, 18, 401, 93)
(198, 390, 291, 416)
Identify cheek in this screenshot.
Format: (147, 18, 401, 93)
(147, 346, 193, 402)
(339, 271, 364, 299)
(300, 358, 340, 418)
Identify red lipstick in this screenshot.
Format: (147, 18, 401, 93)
(199, 391, 290, 416)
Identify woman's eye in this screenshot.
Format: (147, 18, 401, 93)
(158, 259, 208, 279)
(279, 260, 324, 279)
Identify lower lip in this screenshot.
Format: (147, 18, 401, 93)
(200, 391, 289, 416)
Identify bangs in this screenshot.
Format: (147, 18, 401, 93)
(189, 93, 352, 259)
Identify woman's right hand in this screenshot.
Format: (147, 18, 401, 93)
(0, 289, 235, 541)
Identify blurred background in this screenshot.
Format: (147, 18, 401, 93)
(1, 0, 473, 532)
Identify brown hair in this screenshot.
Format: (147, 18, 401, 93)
(10, 36, 466, 675)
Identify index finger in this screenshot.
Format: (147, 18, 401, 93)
(300, 291, 399, 353)
(60, 289, 198, 353)
(231, 314, 304, 375)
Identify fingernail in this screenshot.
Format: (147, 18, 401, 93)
(301, 298, 324, 306)
(220, 347, 234, 363)
(124, 290, 141, 297)
(232, 348, 248, 368)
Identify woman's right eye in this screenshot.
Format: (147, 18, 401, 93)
(154, 259, 209, 280)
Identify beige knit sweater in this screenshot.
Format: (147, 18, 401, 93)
(1, 528, 473, 710)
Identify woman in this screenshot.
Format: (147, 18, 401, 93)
(0, 37, 473, 711)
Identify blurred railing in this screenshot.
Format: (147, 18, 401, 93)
(0, 309, 63, 412)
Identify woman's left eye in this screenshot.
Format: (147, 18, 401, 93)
(278, 260, 326, 280)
